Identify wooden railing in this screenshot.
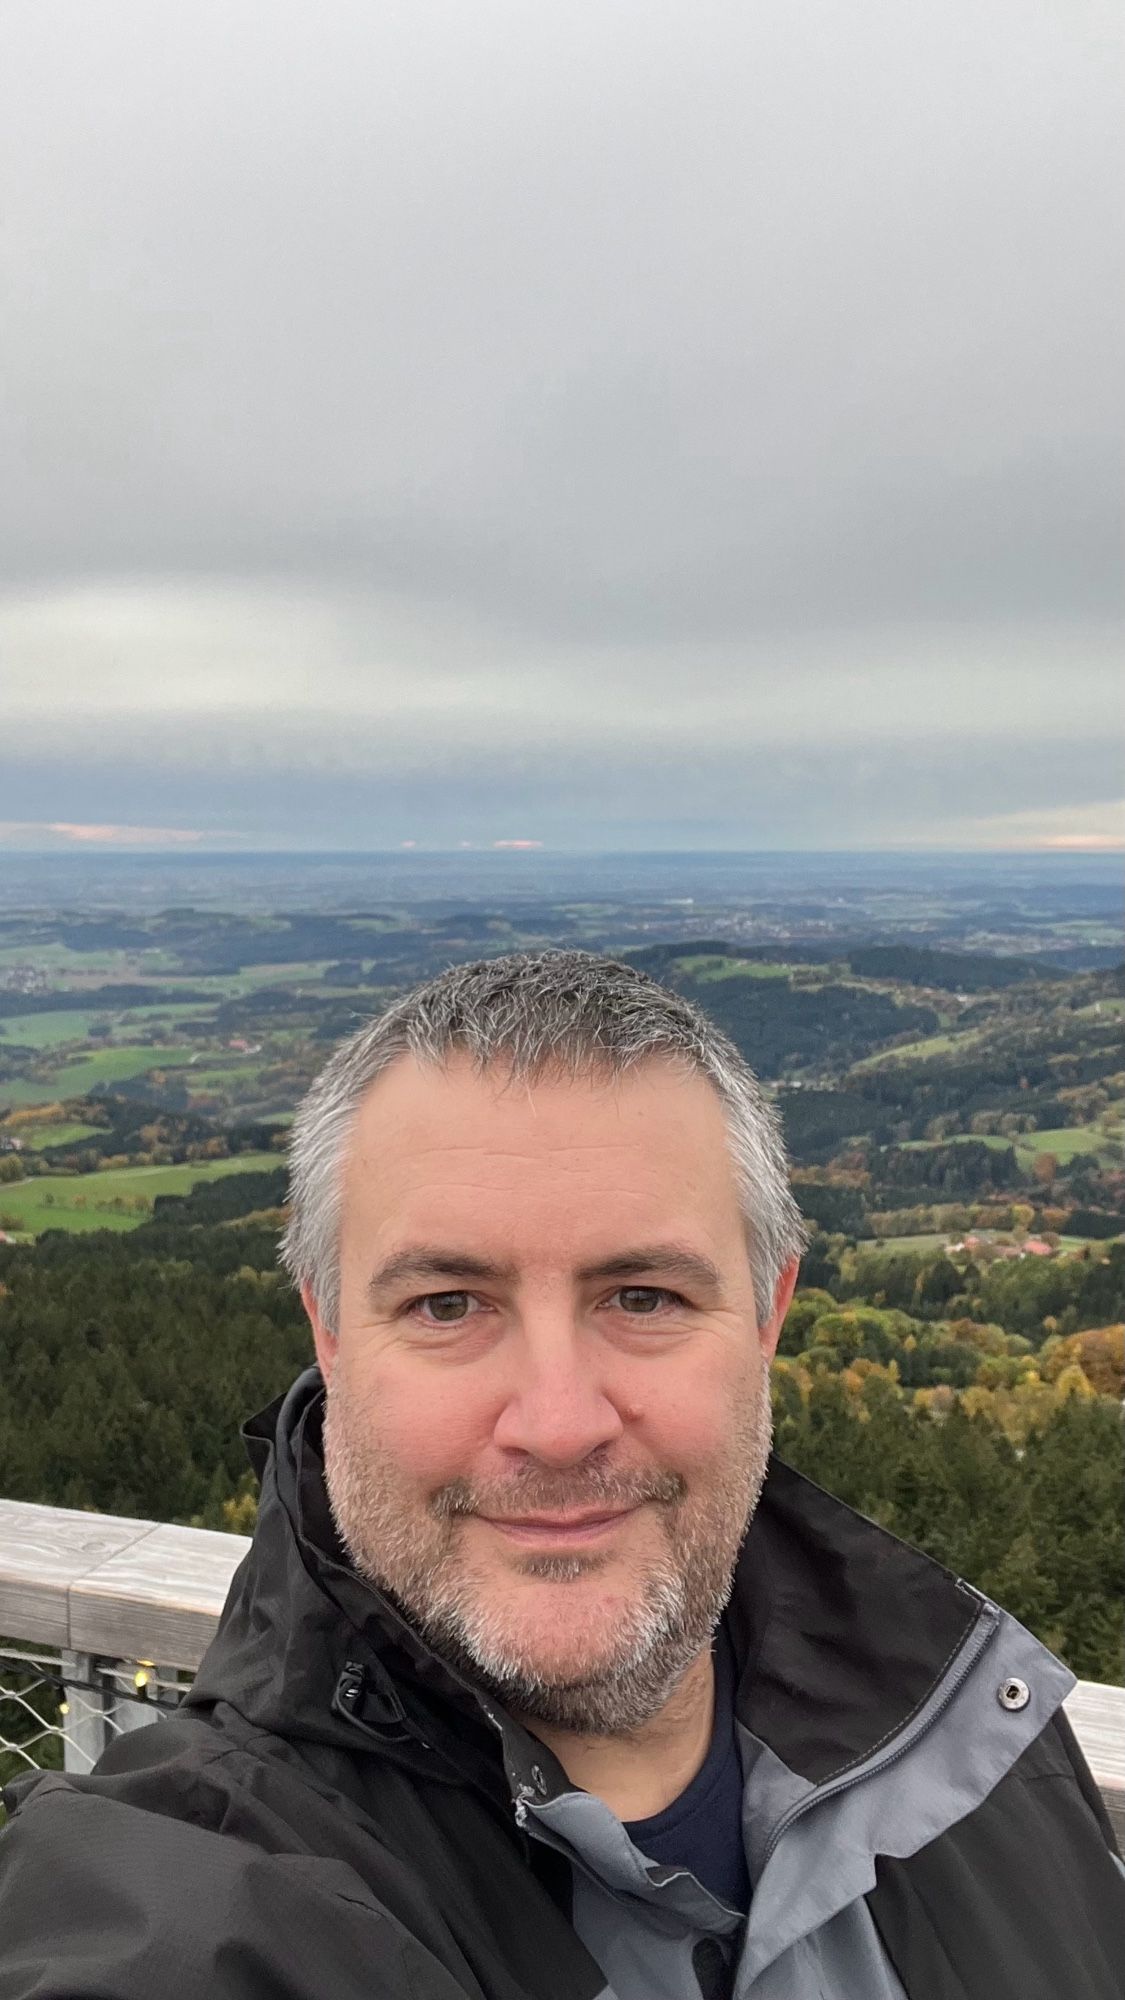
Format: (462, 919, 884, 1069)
(0, 1499, 248, 1670)
(1, 1497, 1123, 1852)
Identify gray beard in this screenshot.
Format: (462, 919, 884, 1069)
(322, 1369, 773, 1737)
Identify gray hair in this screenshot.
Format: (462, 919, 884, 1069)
(280, 949, 805, 1328)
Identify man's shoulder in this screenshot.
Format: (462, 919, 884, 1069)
(0, 1717, 473, 2000)
(867, 1710, 1125, 2000)
(3, 1701, 301, 1855)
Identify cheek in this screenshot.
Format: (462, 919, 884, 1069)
(354, 1352, 500, 1490)
(630, 1347, 761, 1465)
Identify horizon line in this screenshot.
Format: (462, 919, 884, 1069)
(0, 843, 1121, 861)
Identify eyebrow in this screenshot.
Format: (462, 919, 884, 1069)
(365, 1244, 725, 1305)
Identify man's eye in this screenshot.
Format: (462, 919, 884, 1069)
(413, 1291, 476, 1324)
(614, 1286, 683, 1315)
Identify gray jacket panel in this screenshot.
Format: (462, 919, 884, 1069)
(521, 1598, 1072, 2000)
(568, 1868, 909, 2000)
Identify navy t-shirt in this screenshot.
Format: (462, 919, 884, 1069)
(623, 1622, 750, 1914)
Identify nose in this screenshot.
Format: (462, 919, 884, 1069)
(492, 1325, 625, 1467)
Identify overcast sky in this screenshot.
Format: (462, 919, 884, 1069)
(1, 0, 1120, 852)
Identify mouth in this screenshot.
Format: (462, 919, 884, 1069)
(475, 1506, 639, 1548)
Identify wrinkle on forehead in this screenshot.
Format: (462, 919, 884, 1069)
(338, 1051, 752, 1294)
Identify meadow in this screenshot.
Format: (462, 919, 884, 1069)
(0, 1004, 211, 1051)
(853, 1029, 980, 1068)
(672, 955, 793, 981)
(0, 1153, 279, 1236)
(900, 1127, 1117, 1171)
(0, 1045, 198, 1111)
(15, 1121, 102, 1150)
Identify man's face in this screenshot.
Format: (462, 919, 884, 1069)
(308, 1053, 796, 1732)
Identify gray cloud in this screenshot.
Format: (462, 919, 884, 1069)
(2, 713, 1120, 852)
(0, 0, 1120, 846)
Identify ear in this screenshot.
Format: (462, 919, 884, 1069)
(301, 1281, 339, 1386)
(757, 1256, 800, 1364)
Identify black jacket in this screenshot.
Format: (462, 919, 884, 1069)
(1, 1369, 1121, 2000)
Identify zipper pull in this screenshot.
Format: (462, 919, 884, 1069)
(334, 1661, 366, 1715)
(333, 1658, 417, 1742)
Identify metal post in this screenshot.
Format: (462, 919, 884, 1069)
(59, 1651, 108, 1774)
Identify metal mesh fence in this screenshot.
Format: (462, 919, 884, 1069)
(1, 1644, 185, 1800)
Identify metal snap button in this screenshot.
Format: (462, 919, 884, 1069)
(529, 1762, 549, 1796)
(997, 1677, 1030, 1711)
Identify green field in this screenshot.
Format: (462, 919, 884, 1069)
(0, 943, 126, 972)
(47, 1045, 197, 1095)
(899, 1126, 1115, 1168)
(5, 1121, 103, 1150)
(0, 1045, 200, 1112)
(853, 1030, 970, 1069)
(0, 1078, 79, 1110)
(677, 956, 792, 982)
(0, 1153, 281, 1237)
(865, 1233, 952, 1254)
(1016, 1127, 1115, 1164)
(0, 1011, 110, 1049)
(0, 1003, 215, 1050)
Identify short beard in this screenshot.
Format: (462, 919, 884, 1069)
(322, 1368, 773, 1737)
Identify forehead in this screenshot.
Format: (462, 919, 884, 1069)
(340, 1051, 743, 1239)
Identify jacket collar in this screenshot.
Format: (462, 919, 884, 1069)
(728, 1458, 982, 1784)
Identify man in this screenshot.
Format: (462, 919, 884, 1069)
(0, 950, 1121, 2000)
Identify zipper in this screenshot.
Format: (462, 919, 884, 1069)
(477, 1699, 535, 1827)
(759, 1598, 999, 1872)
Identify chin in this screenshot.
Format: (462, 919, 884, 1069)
(486, 1585, 647, 1679)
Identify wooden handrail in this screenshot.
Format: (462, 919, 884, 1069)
(0, 1498, 249, 1669)
(2, 1497, 1122, 1848)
